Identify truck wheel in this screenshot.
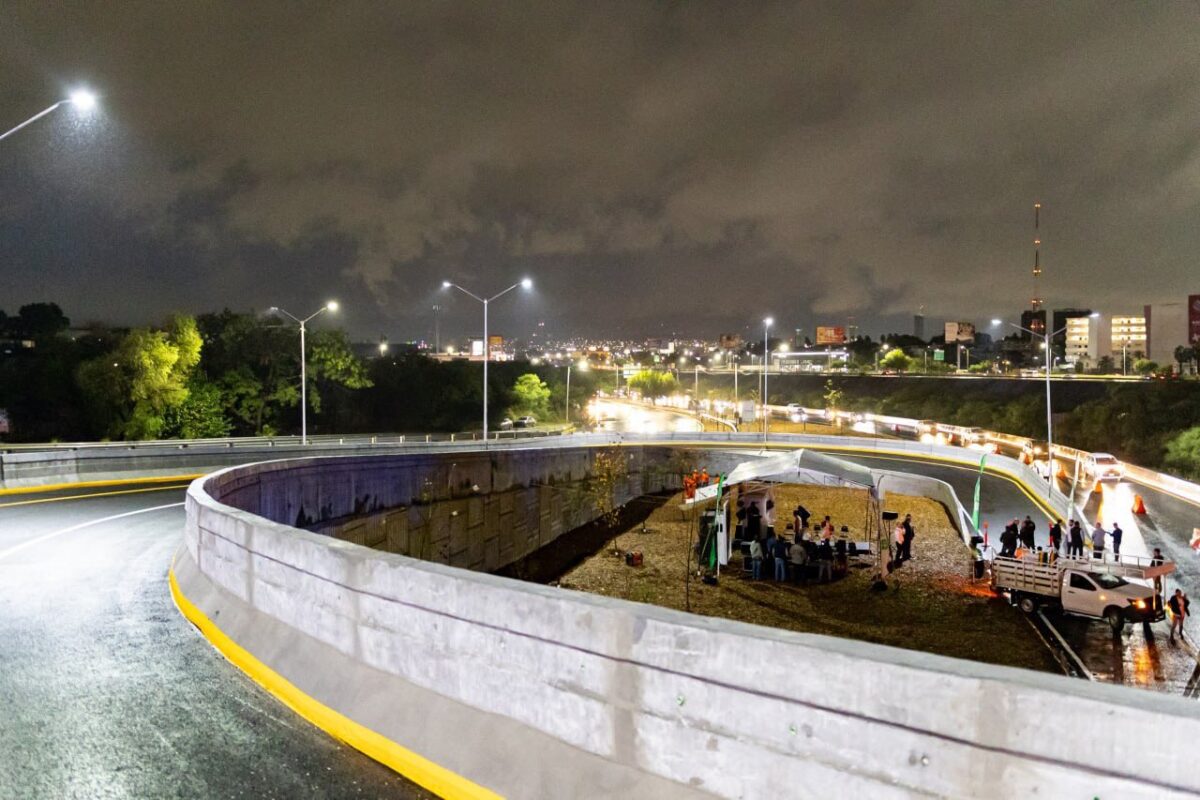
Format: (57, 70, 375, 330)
(1105, 608, 1125, 634)
(1017, 596, 1038, 614)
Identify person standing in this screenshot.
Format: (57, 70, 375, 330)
(748, 538, 763, 580)
(764, 529, 778, 579)
(893, 522, 906, 566)
(746, 501, 762, 543)
(1111, 522, 1124, 558)
(999, 521, 1018, 558)
(1019, 516, 1036, 550)
(816, 538, 834, 583)
(1091, 521, 1107, 560)
(1152, 547, 1165, 597)
(899, 514, 915, 561)
(1048, 519, 1064, 554)
(734, 500, 747, 543)
(820, 515, 834, 540)
(789, 537, 808, 584)
(1068, 520, 1085, 558)
(1169, 589, 1191, 643)
(793, 504, 811, 537)
(774, 536, 790, 581)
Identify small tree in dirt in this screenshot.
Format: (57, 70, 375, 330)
(583, 449, 631, 525)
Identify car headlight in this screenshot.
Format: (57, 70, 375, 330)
(1130, 599, 1147, 610)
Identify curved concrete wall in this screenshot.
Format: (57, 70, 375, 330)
(176, 443, 1200, 799)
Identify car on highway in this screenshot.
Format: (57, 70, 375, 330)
(992, 555, 1172, 633)
(1083, 452, 1124, 482)
(514, 415, 537, 428)
(498, 417, 514, 430)
(785, 402, 806, 422)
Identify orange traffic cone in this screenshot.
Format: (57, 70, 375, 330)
(1093, 479, 1104, 494)
(1056, 462, 1069, 480)
(1132, 494, 1147, 515)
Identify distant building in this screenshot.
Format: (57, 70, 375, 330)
(1110, 315, 1146, 371)
(718, 333, 742, 350)
(1051, 309, 1092, 357)
(913, 314, 925, 340)
(1063, 315, 1101, 368)
(1019, 309, 1046, 340)
(1145, 302, 1188, 364)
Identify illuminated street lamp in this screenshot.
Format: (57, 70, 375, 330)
(991, 312, 1098, 505)
(875, 342, 891, 371)
(565, 359, 588, 423)
(269, 301, 339, 445)
(1, 89, 99, 143)
(442, 277, 532, 441)
(762, 316, 773, 446)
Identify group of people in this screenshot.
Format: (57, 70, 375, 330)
(682, 468, 712, 500)
(891, 514, 916, 564)
(997, 515, 1125, 561)
(737, 500, 843, 584)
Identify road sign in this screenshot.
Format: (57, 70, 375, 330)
(933, 350, 945, 362)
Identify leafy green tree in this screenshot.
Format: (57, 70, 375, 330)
(880, 349, 915, 372)
(1165, 427, 1200, 479)
(627, 369, 678, 399)
(162, 378, 231, 439)
(1133, 358, 1159, 376)
(510, 373, 551, 418)
(14, 302, 70, 341)
(823, 378, 843, 413)
(77, 315, 203, 439)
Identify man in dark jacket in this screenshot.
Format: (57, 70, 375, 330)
(1019, 516, 1037, 550)
(1111, 523, 1124, 558)
(1048, 519, 1064, 553)
(1169, 589, 1191, 643)
(999, 521, 1018, 558)
(900, 514, 915, 562)
(1068, 520, 1085, 558)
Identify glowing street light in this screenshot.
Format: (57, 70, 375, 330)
(762, 316, 773, 446)
(269, 301, 338, 445)
(441, 277, 533, 441)
(1, 88, 99, 144)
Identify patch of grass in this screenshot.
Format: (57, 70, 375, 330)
(559, 485, 1059, 674)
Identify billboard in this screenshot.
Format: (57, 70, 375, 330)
(816, 326, 846, 345)
(1190, 294, 1200, 345)
(944, 321, 976, 343)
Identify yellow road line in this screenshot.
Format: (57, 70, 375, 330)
(169, 564, 503, 800)
(0, 473, 203, 497)
(0, 484, 192, 508)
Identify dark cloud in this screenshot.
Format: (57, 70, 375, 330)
(1, 1, 1198, 342)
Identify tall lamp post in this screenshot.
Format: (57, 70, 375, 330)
(442, 278, 532, 441)
(1, 89, 98, 143)
(270, 301, 339, 445)
(992, 314, 1098, 502)
(762, 316, 773, 446)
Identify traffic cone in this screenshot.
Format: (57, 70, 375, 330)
(1056, 462, 1069, 480)
(1132, 494, 1147, 515)
(1093, 479, 1104, 494)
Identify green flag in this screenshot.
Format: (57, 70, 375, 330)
(971, 452, 987, 528)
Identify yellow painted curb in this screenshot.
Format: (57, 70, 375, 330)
(0, 483, 193, 508)
(0, 473, 204, 497)
(168, 563, 503, 800)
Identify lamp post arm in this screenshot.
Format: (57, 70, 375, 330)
(487, 281, 525, 303)
(0, 102, 63, 143)
(446, 283, 485, 304)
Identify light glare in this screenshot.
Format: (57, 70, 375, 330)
(69, 90, 97, 112)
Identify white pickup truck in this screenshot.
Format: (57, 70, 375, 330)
(991, 555, 1174, 633)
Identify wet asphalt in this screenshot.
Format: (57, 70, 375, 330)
(0, 483, 431, 800)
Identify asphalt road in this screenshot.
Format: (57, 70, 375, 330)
(0, 482, 430, 800)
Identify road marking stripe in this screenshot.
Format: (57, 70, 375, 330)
(0, 484, 191, 508)
(169, 563, 502, 800)
(0, 473, 203, 497)
(0, 502, 184, 562)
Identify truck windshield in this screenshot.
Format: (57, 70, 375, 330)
(1093, 573, 1128, 589)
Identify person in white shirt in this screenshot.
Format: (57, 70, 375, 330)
(1091, 521, 1107, 560)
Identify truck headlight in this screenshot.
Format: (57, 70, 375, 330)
(1131, 599, 1147, 610)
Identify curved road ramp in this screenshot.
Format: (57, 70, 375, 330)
(174, 449, 1200, 800)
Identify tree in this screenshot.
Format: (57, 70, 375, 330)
(1133, 358, 1159, 376)
(1092, 355, 1115, 375)
(1165, 427, 1200, 479)
(823, 378, 843, 413)
(1175, 346, 1195, 375)
(162, 378, 231, 439)
(14, 302, 70, 342)
(967, 359, 993, 374)
(77, 315, 204, 439)
(880, 349, 915, 372)
(627, 370, 678, 400)
(510, 373, 551, 419)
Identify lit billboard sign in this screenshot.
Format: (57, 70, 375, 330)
(815, 326, 845, 345)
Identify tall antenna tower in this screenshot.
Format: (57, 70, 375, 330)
(1031, 202, 1043, 312)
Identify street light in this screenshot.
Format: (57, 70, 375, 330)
(442, 277, 533, 441)
(991, 315, 1083, 504)
(1, 88, 99, 144)
(565, 359, 588, 423)
(269, 301, 338, 445)
(875, 342, 891, 371)
(762, 316, 773, 446)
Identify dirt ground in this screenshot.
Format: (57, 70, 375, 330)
(558, 484, 1060, 673)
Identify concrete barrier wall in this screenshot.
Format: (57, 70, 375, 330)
(178, 445, 1200, 799)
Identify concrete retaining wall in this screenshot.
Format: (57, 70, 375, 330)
(178, 444, 1200, 799)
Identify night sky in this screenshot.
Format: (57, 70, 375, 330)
(2, 3, 1198, 342)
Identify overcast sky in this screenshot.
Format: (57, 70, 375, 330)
(2, 2, 1198, 342)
